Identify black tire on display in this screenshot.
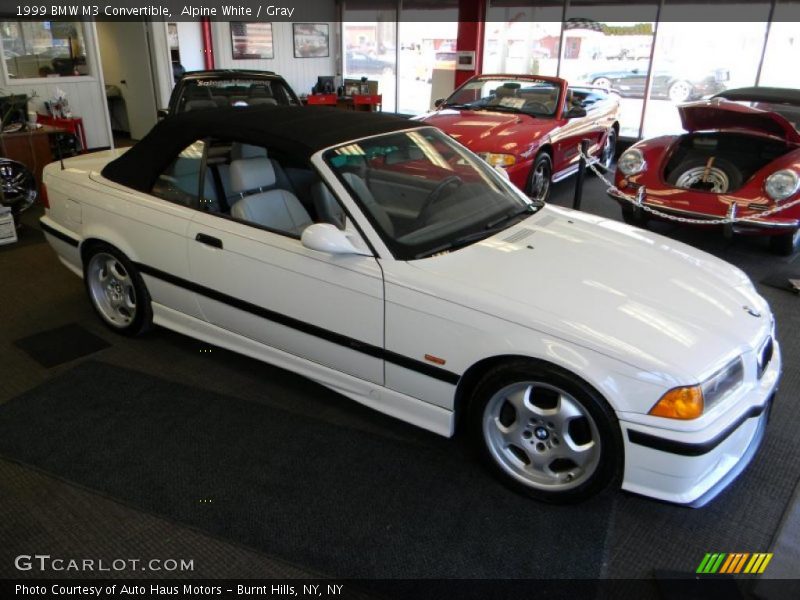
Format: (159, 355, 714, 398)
(82, 243, 153, 336)
(467, 359, 623, 504)
(768, 229, 800, 256)
(526, 152, 552, 203)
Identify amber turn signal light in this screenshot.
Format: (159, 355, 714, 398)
(649, 386, 704, 420)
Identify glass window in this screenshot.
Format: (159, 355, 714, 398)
(397, 1, 458, 115)
(343, 0, 398, 112)
(175, 77, 299, 113)
(484, 3, 563, 77)
(0, 21, 89, 79)
(324, 127, 535, 260)
(151, 141, 207, 208)
(641, 3, 771, 138)
(758, 1, 800, 88)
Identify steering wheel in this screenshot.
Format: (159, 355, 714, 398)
(416, 176, 463, 225)
(525, 101, 550, 114)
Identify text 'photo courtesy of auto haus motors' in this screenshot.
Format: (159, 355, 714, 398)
(37, 98, 784, 508)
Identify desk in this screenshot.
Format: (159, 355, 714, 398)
(0, 125, 66, 190)
(36, 114, 88, 153)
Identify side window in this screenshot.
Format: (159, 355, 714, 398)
(151, 140, 206, 208)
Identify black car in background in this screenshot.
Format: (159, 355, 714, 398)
(580, 64, 729, 103)
(160, 70, 301, 117)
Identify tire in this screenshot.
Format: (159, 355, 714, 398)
(592, 77, 612, 90)
(83, 243, 153, 336)
(768, 229, 800, 256)
(467, 359, 623, 504)
(596, 128, 617, 172)
(668, 80, 693, 103)
(667, 156, 743, 193)
(621, 204, 648, 226)
(526, 152, 552, 203)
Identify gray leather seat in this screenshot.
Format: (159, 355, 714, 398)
(229, 158, 312, 236)
(342, 172, 394, 236)
(184, 99, 217, 111)
(311, 182, 346, 229)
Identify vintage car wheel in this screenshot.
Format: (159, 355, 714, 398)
(668, 80, 693, 103)
(526, 153, 552, 203)
(768, 229, 799, 256)
(83, 244, 153, 336)
(468, 360, 622, 503)
(667, 156, 743, 193)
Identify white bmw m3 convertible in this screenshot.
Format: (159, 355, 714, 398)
(40, 106, 780, 506)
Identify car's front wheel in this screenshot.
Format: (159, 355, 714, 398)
(468, 360, 622, 503)
(526, 152, 552, 203)
(83, 243, 152, 336)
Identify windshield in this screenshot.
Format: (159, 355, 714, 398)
(176, 78, 299, 113)
(324, 127, 538, 260)
(443, 77, 563, 117)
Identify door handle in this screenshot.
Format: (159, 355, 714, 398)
(195, 233, 223, 249)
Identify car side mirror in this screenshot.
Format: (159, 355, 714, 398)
(157, 109, 168, 120)
(434, 98, 445, 108)
(565, 106, 587, 118)
(301, 223, 372, 256)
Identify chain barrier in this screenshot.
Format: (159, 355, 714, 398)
(576, 144, 800, 225)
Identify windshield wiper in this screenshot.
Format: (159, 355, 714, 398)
(415, 204, 538, 259)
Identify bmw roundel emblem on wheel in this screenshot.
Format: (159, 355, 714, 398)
(40, 105, 779, 506)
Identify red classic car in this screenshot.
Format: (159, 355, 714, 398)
(611, 87, 800, 255)
(416, 74, 620, 202)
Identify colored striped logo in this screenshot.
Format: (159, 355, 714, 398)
(696, 553, 773, 574)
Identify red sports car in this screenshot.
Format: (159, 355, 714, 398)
(416, 74, 620, 202)
(611, 87, 800, 255)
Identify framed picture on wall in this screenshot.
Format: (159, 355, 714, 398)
(230, 22, 274, 60)
(293, 23, 329, 58)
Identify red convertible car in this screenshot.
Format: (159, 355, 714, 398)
(416, 74, 620, 202)
(611, 87, 800, 255)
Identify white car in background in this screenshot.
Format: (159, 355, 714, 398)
(40, 105, 780, 506)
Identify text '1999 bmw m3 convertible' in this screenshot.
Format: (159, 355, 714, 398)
(40, 106, 780, 506)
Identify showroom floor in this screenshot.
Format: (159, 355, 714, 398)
(1, 171, 798, 593)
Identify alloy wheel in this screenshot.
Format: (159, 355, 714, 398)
(482, 381, 601, 491)
(87, 252, 138, 328)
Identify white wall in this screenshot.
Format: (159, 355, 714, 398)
(0, 21, 112, 150)
(176, 21, 205, 72)
(212, 21, 338, 96)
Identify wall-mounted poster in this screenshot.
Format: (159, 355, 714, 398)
(230, 22, 274, 60)
(293, 23, 329, 58)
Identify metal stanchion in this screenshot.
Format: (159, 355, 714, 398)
(572, 138, 590, 211)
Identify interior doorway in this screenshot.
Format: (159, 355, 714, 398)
(96, 21, 159, 145)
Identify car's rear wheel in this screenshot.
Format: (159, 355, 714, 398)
(526, 152, 552, 203)
(592, 77, 612, 90)
(84, 244, 152, 336)
(768, 228, 799, 256)
(467, 360, 622, 503)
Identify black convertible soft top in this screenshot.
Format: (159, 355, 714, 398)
(101, 105, 417, 193)
(713, 87, 800, 106)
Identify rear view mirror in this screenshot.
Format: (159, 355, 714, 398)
(566, 106, 587, 118)
(301, 223, 371, 256)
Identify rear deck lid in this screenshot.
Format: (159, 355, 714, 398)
(679, 98, 800, 143)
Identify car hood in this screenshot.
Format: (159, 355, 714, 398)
(679, 99, 800, 142)
(409, 206, 771, 381)
(418, 109, 553, 154)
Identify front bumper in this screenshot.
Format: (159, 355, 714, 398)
(608, 189, 800, 232)
(619, 341, 781, 507)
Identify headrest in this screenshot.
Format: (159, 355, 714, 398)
(231, 143, 268, 160)
(230, 157, 276, 193)
(184, 99, 217, 111)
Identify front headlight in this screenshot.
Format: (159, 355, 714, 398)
(479, 152, 516, 168)
(764, 169, 799, 201)
(649, 356, 744, 419)
(617, 148, 646, 176)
